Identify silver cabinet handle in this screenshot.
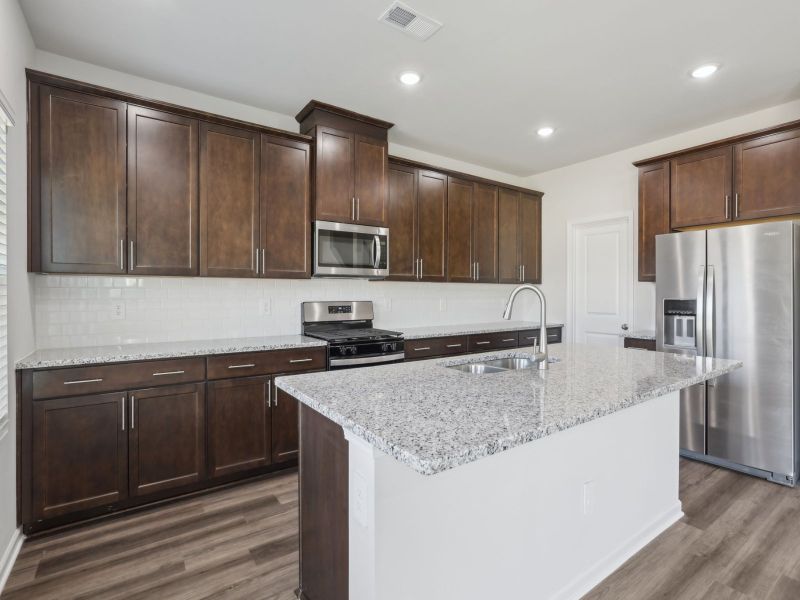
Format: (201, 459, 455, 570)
(419, 258, 423, 278)
(446, 343, 462, 348)
(289, 358, 313, 364)
(152, 370, 185, 377)
(130, 240, 135, 269)
(262, 248, 265, 275)
(64, 378, 103, 385)
(273, 381, 278, 407)
(267, 379, 271, 408)
(414, 346, 431, 351)
(228, 363, 256, 369)
(475, 341, 491, 345)
(502, 338, 515, 342)
(734, 193, 739, 218)
(352, 197, 356, 221)
(522, 265, 526, 281)
(725, 194, 730, 220)
(121, 396, 125, 431)
(278, 450, 298, 458)
(130, 395, 135, 430)
(120, 239, 124, 271)
(255, 247, 259, 274)
(356, 197, 360, 221)
(477, 262, 480, 280)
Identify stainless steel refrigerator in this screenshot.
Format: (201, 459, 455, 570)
(656, 221, 799, 486)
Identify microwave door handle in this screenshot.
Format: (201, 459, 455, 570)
(374, 235, 381, 269)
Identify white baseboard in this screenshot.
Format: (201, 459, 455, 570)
(553, 502, 684, 600)
(0, 528, 24, 595)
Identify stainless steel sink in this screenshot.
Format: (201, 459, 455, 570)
(446, 355, 560, 374)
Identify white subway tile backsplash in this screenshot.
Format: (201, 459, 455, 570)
(32, 275, 541, 349)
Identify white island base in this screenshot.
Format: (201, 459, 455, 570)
(345, 390, 681, 600)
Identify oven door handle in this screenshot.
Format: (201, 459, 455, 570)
(330, 352, 405, 367)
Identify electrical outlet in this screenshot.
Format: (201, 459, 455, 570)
(260, 299, 271, 315)
(110, 301, 125, 320)
(583, 480, 595, 515)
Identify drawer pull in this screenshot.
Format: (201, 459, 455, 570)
(152, 370, 185, 377)
(524, 336, 536, 340)
(502, 338, 515, 342)
(446, 344, 462, 348)
(414, 347, 432, 351)
(475, 341, 491, 345)
(228, 363, 256, 370)
(64, 378, 103, 385)
(278, 450, 299, 457)
(289, 358, 313, 364)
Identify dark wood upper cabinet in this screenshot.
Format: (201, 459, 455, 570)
(272, 387, 301, 464)
(32, 392, 128, 520)
(207, 376, 271, 478)
(472, 183, 499, 283)
(670, 146, 733, 228)
(446, 177, 474, 282)
(387, 163, 417, 280)
(417, 169, 448, 282)
(199, 122, 260, 278)
(128, 383, 205, 497)
(354, 135, 389, 226)
(519, 192, 542, 284)
(36, 86, 127, 274)
(637, 162, 670, 282)
(734, 128, 800, 221)
(314, 126, 355, 223)
(498, 188, 520, 284)
(128, 106, 199, 275)
(261, 136, 312, 278)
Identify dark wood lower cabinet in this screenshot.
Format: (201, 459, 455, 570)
(623, 337, 656, 351)
(129, 383, 206, 497)
(272, 387, 300, 463)
(207, 376, 272, 478)
(32, 392, 128, 521)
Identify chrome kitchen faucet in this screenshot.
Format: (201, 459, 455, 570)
(502, 284, 548, 370)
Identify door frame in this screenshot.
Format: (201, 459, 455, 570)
(566, 212, 634, 344)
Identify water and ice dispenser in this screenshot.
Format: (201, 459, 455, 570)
(663, 299, 696, 349)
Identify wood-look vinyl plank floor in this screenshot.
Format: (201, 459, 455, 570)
(7, 460, 800, 599)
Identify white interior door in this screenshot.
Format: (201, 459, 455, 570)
(569, 215, 631, 346)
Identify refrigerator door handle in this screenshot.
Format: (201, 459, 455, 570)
(696, 265, 706, 358)
(706, 265, 716, 385)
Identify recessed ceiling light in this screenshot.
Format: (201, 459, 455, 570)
(399, 71, 421, 86)
(537, 126, 555, 138)
(691, 64, 720, 79)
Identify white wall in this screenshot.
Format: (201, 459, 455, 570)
(526, 99, 800, 334)
(0, 0, 35, 586)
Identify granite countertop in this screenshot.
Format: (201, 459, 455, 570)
(621, 330, 656, 341)
(276, 343, 741, 476)
(15, 335, 327, 370)
(400, 321, 564, 340)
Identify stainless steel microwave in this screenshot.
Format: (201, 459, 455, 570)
(313, 221, 389, 279)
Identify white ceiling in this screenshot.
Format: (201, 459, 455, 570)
(19, 0, 800, 175)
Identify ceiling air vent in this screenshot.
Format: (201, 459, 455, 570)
(379, 1, 443, 41)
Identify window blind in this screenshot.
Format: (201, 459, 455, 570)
(0, 108, 9, 431)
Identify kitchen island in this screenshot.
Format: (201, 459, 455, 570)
(276, 344, 740, 600)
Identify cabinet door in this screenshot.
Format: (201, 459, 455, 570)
(129, 383, 205, 497)
(32, 392, 127, 520)
(272, 387, 300, 463)
(638, 162, 670, 282)
(734, 129, 800, 221)
(354, 135, 389, 226)
(417, 170, 448, 282)
(670, 147, 732, 228)
(519, 192, 542, 284)
(447, 177, 474, 282)
(387, 163, 418, 280)
(261, 136, 312, 278)
(315, 126, 354, 223)
(37, 86, 127, 274)
(128, 106, 199, 275)
(498, 189, 520, 283)
(199, 122, 260, 277)
(207, 376, 271, 478)
(473, 183, 499, 283)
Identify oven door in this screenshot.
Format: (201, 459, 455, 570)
(314, 221, 389, 278)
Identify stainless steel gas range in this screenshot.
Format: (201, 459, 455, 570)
(301, 301, 404, 370)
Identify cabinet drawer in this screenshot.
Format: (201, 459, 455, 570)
(32, 358, 206, 400)
(517, 327, 562, 346)
(404, 336, 468, 360)
(207, 347, 327, 380)
(624, 337, 656, 351)
(468, 332, 519, 352)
